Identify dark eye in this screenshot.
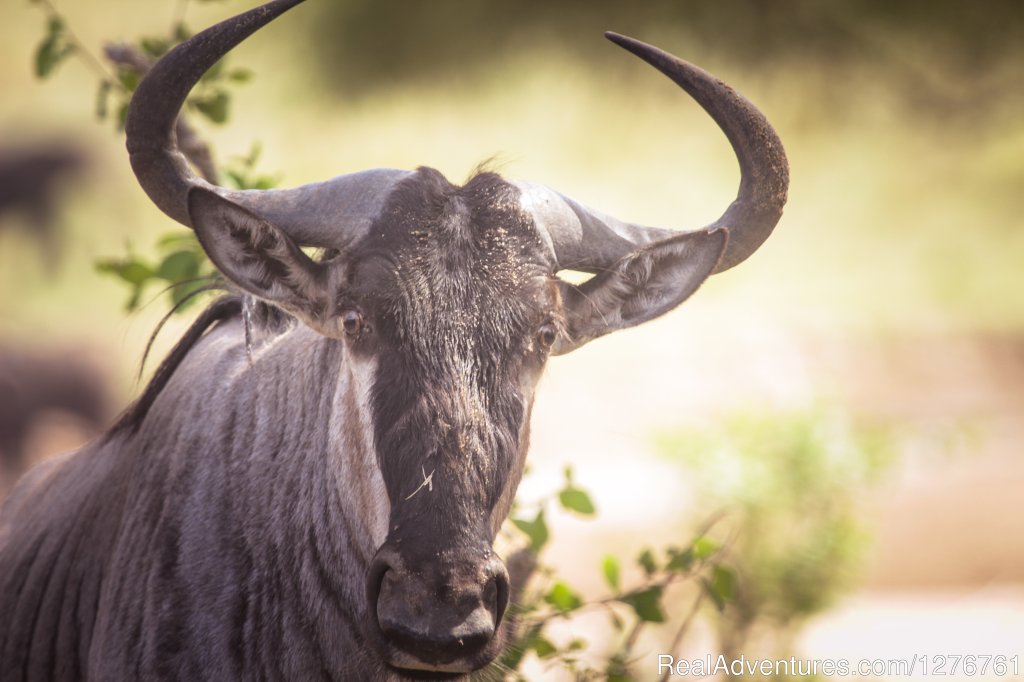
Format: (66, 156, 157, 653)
(537, 323, 557, 350)
(341, 310, 364, 337)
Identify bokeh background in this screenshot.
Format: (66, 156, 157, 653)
(1, 0, 1022, 678)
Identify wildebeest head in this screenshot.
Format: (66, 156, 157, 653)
(124, 0, 787, 675)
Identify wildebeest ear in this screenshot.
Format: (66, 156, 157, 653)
(187, 187, 331, 329)
(552, 229, 728, 355)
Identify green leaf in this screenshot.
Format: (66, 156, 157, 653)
(170, 279, 209, 310)
(602, 555, 620, 591)
(116, 101, 130, 130)
(140, 36, 170, 58)
(558, 486, 595, 516)
(124, 284, 144, 312)
(637, 548, 658, 576)
(191, 90, 230, 124)
(247, 175, 279, 190)
(172, 22, 191, 43)
(511, 509, 548, 553)
(117, 67, 140, 92)
(95, 80, 112, 121)
(156, 250, 201, 282)
(544, 581, 582, 613)
(225, 170, 280, 191)
(666, 546, 694, 573)
(223, 141, 280, 190)
(97, 258, 154, 312)
(242, 140, 263, 165)
(702, 564, 736, 611)
(532, 637, 557, 659)
(692, 536, 718, 560)
(35, 18, 74, 80)
(224, 170, 248, 189)
(622, 586, 665, 623)
(228, 67, 254, 83)
(96, 259, 155, 286)
(35, 38, 57, 78)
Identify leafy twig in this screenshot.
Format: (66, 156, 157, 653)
(30, 0, 117, 82)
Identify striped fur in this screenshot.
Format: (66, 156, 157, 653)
(0, 318, 398, 680)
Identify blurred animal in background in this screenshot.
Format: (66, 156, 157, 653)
(0, 0, 787, 679)
(0, 142, 88, 267)
(0, 346, 110, 494)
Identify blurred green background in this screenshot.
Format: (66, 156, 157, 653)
(2, 0, 1022, 677)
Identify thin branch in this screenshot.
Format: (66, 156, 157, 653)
(31, 0, 119, 83)
(659, 592, 705, 682)
(32, 1, 219, 183)
(623, 613, 646, 652)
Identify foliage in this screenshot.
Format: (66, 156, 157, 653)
(29, 0, 266, 312)
(498, 466, 735, 680)
(33, 15, 75, 79)
(93, 144, 276, 312)
(94, 232, 210, 312)
(656, 407, 894, 666)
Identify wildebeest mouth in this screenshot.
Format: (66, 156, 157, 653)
(366, 542, 510, 675)
(386, 664, 468, 680)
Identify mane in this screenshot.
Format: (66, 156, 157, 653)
(109, 295, 246, 435)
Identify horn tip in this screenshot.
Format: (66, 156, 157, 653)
(604, 31, 635, 48)
(604, 31, 673, 69)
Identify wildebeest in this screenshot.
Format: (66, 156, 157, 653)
(0, 0, 788, 679)
(0, 142, 87, 267)
(0, 347, 110, 494)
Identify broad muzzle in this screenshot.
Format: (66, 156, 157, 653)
(365, 542, 510, 674)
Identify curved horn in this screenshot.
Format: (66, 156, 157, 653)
(521, 32, 789, 274)
(126, 0, 410, 247)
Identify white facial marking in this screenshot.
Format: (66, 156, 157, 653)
(330, 352, 390, 549)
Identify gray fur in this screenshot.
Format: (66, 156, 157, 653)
(1, 320, 394, 679)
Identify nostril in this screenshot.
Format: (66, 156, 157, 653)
(487, 559, 511, 628)
(365, 554, 393, 634)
